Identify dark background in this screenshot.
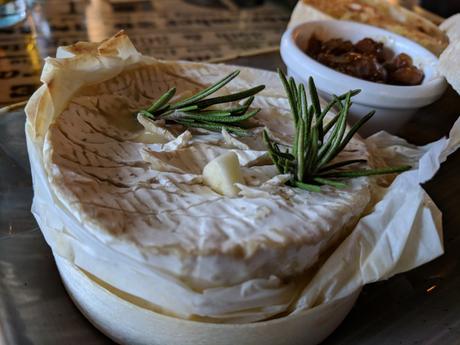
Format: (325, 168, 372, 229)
(422, 0, 460, 17)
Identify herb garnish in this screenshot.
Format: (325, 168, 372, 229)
(263, 69, 411, 192)
(139, 70, 264, 137)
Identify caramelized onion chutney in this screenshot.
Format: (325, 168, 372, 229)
(306, 36, 425, 86)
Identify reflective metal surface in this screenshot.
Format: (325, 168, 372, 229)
(1, 1, 460, 344)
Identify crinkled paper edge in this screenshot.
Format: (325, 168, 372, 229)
(25, 32, 460, 328)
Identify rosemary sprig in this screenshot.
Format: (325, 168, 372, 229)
(263, 69, 411, 192)
(139, 70, 265, 136)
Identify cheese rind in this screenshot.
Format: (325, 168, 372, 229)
(44, 67, 371, 296)
(29, 33, 374, 322)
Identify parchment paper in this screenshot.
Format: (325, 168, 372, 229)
(25, 32, 460, 329)
(295, 128, 457, 310)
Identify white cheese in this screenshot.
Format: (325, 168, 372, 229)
(37, 53, 372, 322)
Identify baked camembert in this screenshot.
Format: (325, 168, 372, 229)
(27, 33, 398, 323)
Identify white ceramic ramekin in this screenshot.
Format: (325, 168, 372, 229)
(55, 255, 361, 345)
(280, 20, 447, 136)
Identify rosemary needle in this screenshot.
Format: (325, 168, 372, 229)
(263, 69, 411, 192)
(139, 70, 265, 136)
